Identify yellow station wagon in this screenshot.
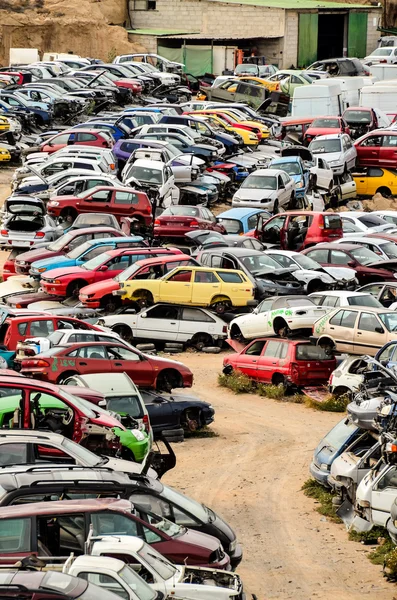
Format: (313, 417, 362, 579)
(114, 266, 256, 313)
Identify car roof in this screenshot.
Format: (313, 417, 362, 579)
(0, 429, 66, 441)
(202, 247, 263, 256)
(270, 156, 301, 164)
(251, 168, 283, 176)
(309, 290, 372, 297)
(0, 497, 132, 518)
(68, 372, 138, 394)
(0, 468, 131, 489)
(216, 207, 266, 218)
(67, 226, 121, 236)
(266, 249, 299, 255)
(132, 254, 191, 267)
(340, 235, 389, 244)
(0, 374, 68, 393)
(327, 306, 393, 314)
(311, 133, 343, 140)
(313, 243, 359, 250)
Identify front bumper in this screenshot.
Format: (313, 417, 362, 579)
(229, 543, 243, 569)
(41, 281, 68, 297)
(309, 460, 330, 487)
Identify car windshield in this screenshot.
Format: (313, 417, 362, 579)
(48, 232, 73, 252)
(358, 215, 388, 227)
(118, 565, 157, 600)
(116, 262, 142, 282)
(350, 247, 380, 265)
(235, 64, 258, 74)
(137, 543, 177, 580)
(379, 312, 397, 332)
(82, 251, 111, 271)
(310, 139, 342, 154)
(240, 253, 287, 274)
(146, 513, 182, 537)
(311, 118, 340, 128)
(161, 484, 208, 522)
(241, 175, 277, 190)
(162, 206, 199, 216)
(106, 395, 144, 418)
(348, 294, 382, 307)
(296, 344, 331, 360)
(300, 73, 314, 83)
(217, 218, 242, 234)
(294, 254, 323, 270)
(67, 240, 95, 259)
(381, 242, 397, 259)
(344, 110, 371, 124)
(276, 161, 301, 176)
(324, 419, 359, 451)
(371, 48, 393, 56)
(128, 165, 163, 184)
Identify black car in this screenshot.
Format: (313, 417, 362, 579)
(0, 465, 242, 569)
(187, 230, 265, 252)
(196, 246, 304, 299)
(141, 389, 215, 436)
(135, 132, 218, 163)
(306, 57, 368, 77)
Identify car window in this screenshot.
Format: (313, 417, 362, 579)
(257, 299, 274, 313)
(306, 249, 329, 263)
(29, 320, 55, 337)
(377, 466, 397, 490)
(78, 572, 129, 598)
(77, 133, 98, 142)
(83, 245, 113, 261)
(322, 296, 339, 307)
(361, 284, 384, 296)
(106, 255, 132, 271)
(17, 322, 28, 335)
(57, 319, 88, 330)
(114, 191, 140, 205)
(194, 271, 218, 283)
(67, 333, 95, 343)
(329, 309, 344, 326)
(245, 340, 266, 356)
(358, 312, 381, 332)
(360, 135, 382, 147)
(166, 270, 192, 282)
(247, 214, 259, 230)
(329, 250, 351, 265)
(89, 190, 111, 202)
(0, 518, 31, 552)
(383, 135, 397, 148)
(217, 271, 243, 283)
(330, 309, 358, 328)
(181, 308, 214, 322)
(0, 443, 28, 467)
(263, 340, 282, 357)
(367, 168, 384, 177)
(145, 305, 179, 320)
(107, 346, 140, 361)
(91, 512, 138, 537)
(49, 134, 70, 145)
(67, 345, 108, 359)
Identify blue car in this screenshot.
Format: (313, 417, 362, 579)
(72, 121, 130, 142)
(30, 236, 144, 278)
(269, 156, 309, 199)
(216, 207, 271, 235)
(310, 418, 361, 487)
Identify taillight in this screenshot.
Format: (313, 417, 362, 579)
(110, 163, 115, 170)
(25, 359, 49, 367)
(329, 373, 333, 385)
(34, 232, 45, 239)
(144, 205, 152, 215)
(142, 414, 150, 434)
(222, 325, 227, 334)
(1, 230, 8, 237)
(318, 216, 324, 229)
(154, 219, 160, 226)
(188, 219, 199, 228)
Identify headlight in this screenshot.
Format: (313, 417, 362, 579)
(229, 539, 237, 553)
(393, 273, 397, 280)
(18, 261, 25, 265)
(49, 201, 59, 207)
(296, 181, 304, 188)
(320, 463, 329, 472)
(249, 134, 258, 140)
(130, 429, 146, 441)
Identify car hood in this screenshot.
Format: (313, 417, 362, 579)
(6, 198, 45, 216)
(281, 146, 313, 161)
(80, 279, 118, 295)
(41, 266, 89, 280)
(31, 256, 76, 272)
(17, 248, 59, 264)
(330, 452, 360, 480)
(369, 258, 397, 271)
(175, 525, 222, 552)
(306, 127, 341, 137)
(321, 266, 357, 280)
(313, 150, 343, 162)
(234, 188, 276, 200)
(290, 269, 333, 284)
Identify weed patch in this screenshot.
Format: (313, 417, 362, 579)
(218, 371, 256, 394)
(302, 478, 341, 523)
(184, 426, 219, 439)
(304, 393, 350, 413)
(257, 383, 285, 400)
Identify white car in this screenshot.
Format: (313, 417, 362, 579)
(339, 211, 397, 236)
(96, 304, 227, 348)
(309, 133, 357, 175)
(328, 355, 369, 396)
(332, 235, 397, 261)
(265, 249, 357, 291)
(310, 155, 334, 190)
(13, 169, 119, 200)
(372, 210, 397, 227)
(228, 295, 329, 340)
(352, 462, 397, 532)
(13, 156, 107, 187)
(232, 168, 295, 212)
(363, 47, 397, 65)
(308, 290, 384, 310)
(122, 158, 180, 208)
(113, 57, 181, 85)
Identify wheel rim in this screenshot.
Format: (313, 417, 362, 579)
(114, 325, 132, 342)
(193, 333, 212, 349)
(184, 411, 199, 432)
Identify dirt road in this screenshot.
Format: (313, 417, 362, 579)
(164, 352, 394, 600)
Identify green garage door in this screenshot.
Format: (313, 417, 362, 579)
(348, 12, 368, 58)
(298, 13, 318, 67)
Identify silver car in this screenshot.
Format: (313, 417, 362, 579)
(232, 168, 296, 212)
(0, 196, 61, 249)
(309, 133, 357, 175)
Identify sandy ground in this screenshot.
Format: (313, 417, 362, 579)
(163, 353, 395, 600)
(0, 164, 396, 598)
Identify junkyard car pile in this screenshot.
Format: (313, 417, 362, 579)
(4, 45, 397, 597)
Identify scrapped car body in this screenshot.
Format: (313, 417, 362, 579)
(232, 168, 296, 212)
(0, 196, 61, 249)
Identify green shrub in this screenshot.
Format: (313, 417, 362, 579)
(302, 478, 341, 523)
(257, 383, 285, 399)
(384, 545, 397, 579)
(218, 370, 256, 394)
(304, 393, 350, 413)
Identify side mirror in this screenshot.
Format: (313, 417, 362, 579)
(375, 326, 384, 334)
(347, 260, 355, 267)
(140, 313, 147, 318)
(85, 197, 92, 202)
(99, 265, 108, 272)
(253, 308, 259, 314)
(98, 400, 107, 407)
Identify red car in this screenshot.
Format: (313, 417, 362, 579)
(40, 129, 113, 154)
(223, 338, 336, 387)
(354, 129, 397, 168)
(47, 186, 152, 227)
(343, 107, 387, 139)
(41, 247, 183, 299)
(21, 340, 193, 389)
(0, 498, 229, 569)
(301, 242, 397, 285)
(154, 205, 226, 241)
(2, 248, 25, 280)
(79, 253, 196, 310)
(14, 226, 125, 276)
(248, 211, 343, 251)
(303, 116, 350, 145)
(0, 313, 102, 350)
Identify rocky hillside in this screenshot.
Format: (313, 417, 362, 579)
(0, 0, 144, 65)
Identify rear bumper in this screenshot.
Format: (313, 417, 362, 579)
(153, 226, 195, 238)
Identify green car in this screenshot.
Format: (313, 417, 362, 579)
(267, 70, 314, 95)
(0, 391, 150, 463)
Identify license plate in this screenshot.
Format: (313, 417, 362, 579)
(11, 240, 30, 247)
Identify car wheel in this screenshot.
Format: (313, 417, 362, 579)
(60, 207, 78, 223)
(156, 369, 183, 392)
(230, 324, 245, 343)
(182, 409, 201, 432)
(376, 186, 392, 198)
(112, 324, 133, 343)
(100, 294, 121, 313)
(332, 386, 351, 399)
(66, 279, 87, 299)
(274, 318, 291, 338)
(191, 332, 213, 350)
(272, 373, 286, 386)
(56, 371, 79, 384)
(307, 279, 326, 294)
(211, 299, 231, 315)
(273, 199, 279, 215)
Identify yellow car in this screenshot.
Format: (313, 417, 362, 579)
(0, 147, 11, 162)
(193, 113, 259, 146)
(210, 108, 270, 139)
(0, 116, 10, 132)
(353, 167, 397, 197)
(114, 266, 255, 312)
(236, 75, 280, 94)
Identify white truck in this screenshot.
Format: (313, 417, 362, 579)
(9, 48, 40, 65)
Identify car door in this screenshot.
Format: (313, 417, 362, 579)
(106, 345, 154, 386)
(136, 304, 180, 341)
(179, 306, 218, 342)
(260, 214, 287, 246)
(357, 134, 382, 166)
(354, 311, 388, 356)
(236, 339, 267, 379)
(370, 465, 397, 526)
(256, 340, 283, 383)
(277, 175, 289, 208)
(43, 133, 73, 154)
(379, 134, 397, 168)
(190, 269, 221, 306)
(326, 309, 358, 353)
(343, 135, 356, 169)
(282, 172, 294, 201)
(159, 268, 193, 304)
(143, 391, 177, 431)
(80, 189, 112, 214)
(243, 298, 275, 337)
(339, 173, 357, 200)
(67, 344, 109, 375)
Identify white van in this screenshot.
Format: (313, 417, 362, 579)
(316, 77, 366, 108)
(291, 83, 343, 117)
(360, 85, 397, 114)
(369, 64, 397, 81)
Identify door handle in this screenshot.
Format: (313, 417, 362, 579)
(184, 284, 190, 286)
(170, 322, 176, 324)
(252, 359, 257, 363)
(114, 362, 123, 366)
(357, 332, 362, 335)
(78, 362, 87, 366)
(330, 327, 335, 330)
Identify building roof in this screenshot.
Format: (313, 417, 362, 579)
(208, 0, 375, 9)
(128, 28, 200, 36)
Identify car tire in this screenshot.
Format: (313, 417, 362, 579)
(112, 324, 133, 343)
(66, 279, 88, 299)
(136, 343, 156, 351)
(182, 409, 201, 432)
(202, 346, 222, 353)
(100, 294, 121, 313)
(60, 207, 78, 223)
(56, 371, 79, 384)
(161, 428, 185, 443)
(164, 343, 184, 350)
(376, 186, 392, 198)
(191, 332, 213, 350)
(273, 199, 279, 215)
(156, 369, 183, 392)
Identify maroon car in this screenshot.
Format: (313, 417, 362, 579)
(301, 242, 397, 285)
(21, 340, 193, 389)
(154, 205, 226, 241)
(0, 498, 230, 569)
(14, 227, 125, 276)
(303, 116, 351, 145)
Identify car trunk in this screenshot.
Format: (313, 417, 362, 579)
(159, 216, 199, 227)
(6, 215, 45, 232)
(292, 343, 336, 385)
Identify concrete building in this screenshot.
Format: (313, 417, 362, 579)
(128, 0, 382, 74)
